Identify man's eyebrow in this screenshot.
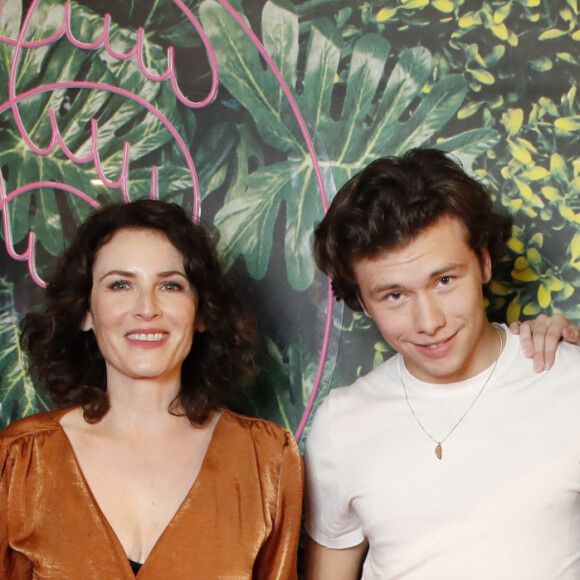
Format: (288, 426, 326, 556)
(429, 262, 465, 278)
(370, 281, 404, 294)
(368, 263, 466, 294)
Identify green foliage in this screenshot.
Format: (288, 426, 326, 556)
(199, 0, 496, 290)
(0, 0, 197, 425)
(0, 0, 195, 269)
(1, 0, 579, 433)
(285, 0, 580, 328)
(234, 336, 321, 447)
(478, 85, 580, 322)
(0, 279, 49, 429)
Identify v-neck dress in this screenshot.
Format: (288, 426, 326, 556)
(0, 408, 303, 579)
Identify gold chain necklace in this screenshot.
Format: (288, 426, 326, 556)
(401, 325, 504, 460)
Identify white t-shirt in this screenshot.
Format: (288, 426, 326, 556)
(305, 325, 580, 579)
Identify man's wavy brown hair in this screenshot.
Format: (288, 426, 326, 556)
(314, 148, 513, 312)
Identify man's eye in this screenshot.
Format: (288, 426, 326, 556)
(387, 291, 402, 301)
(439, 276, 453, 285)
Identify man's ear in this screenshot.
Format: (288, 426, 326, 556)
(480, 247, 492, 284)
(81, 311, 93, 332)
(357, 291, 371, 318)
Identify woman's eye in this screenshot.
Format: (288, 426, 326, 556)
(109, 280, 130, 290)
(162, 281, 184, 291)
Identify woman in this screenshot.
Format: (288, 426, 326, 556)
(0, 200, 303, 579)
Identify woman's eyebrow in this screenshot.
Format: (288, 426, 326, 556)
(99, 269, 188, 282)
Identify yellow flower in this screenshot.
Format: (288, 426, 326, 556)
(377, 8, 397, 22)
(508, 237, 525, 254)
(502, 108, 524, 135)
(514, 256, 529, 270)
(490, 22, 508, 40)
(458, 11, 482, 28)
(507, 296, 522, 323)
(538, 284, 551, 308)
(512, 267, 539, 281)
(432, 0, 455, 13)
(489, 281, 512, 295)
(555, 116, 580, 133)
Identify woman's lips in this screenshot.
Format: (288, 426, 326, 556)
(126, 332, 168, 342)
(125, 331, 169, 347)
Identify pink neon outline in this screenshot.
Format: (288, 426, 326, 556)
(2, 81, 200, 213)
(4, 0, 218, 220)
(215, 0, 333, 440)
(0, 0, 219, 108)
(0, 179, 101, 287)
(1, 0, 335, 437)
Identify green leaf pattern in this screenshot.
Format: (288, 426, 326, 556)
(0, 0, 578, 432)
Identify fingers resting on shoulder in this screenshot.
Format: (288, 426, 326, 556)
(509, 313, 580, 373)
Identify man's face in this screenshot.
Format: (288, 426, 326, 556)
(353, 215, 497, 383)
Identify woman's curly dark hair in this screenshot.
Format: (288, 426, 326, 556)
(314, 148, 513, 312)
(21, 200, 256, 425)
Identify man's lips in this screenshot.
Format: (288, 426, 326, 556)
(413, 331, 458, 356)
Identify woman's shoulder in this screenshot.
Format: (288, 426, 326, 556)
(216, 411, 303, 485)
(218, 409, 298, 452)
(0, 408, 70, 444)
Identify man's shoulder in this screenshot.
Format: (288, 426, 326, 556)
(507, 330, 580, 374)
(553, 340, 580, 365)
(310, 354, 401, 433)
(327, 353, 400, 402)
(501, 329, 580, 392)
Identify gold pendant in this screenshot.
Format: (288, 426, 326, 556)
(435, 443, 442, 460)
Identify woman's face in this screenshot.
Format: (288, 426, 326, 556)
(82, 228, 204, 387)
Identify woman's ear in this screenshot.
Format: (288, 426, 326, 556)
(81, 311, 93, 332)
(195, 316, 206, 333)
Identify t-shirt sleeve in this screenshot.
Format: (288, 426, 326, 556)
(304, 396, 365, 549)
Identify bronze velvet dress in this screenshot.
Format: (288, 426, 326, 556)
(0, 408, 303, 579)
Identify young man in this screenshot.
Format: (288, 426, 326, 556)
(305, 148, 580, 579)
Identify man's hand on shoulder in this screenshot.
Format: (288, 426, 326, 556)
(509, 313, 580, 373)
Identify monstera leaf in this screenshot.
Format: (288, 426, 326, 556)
(0, 0, 194, 273)
(200, 0, 498, 291)
(0, 279, 49, 429)
(232, 334, 325, 446)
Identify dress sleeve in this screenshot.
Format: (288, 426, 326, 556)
(253, 430, 303, 580)
(304, 398, 365, 549)
(0, 437, 34, 578)
(0, 439, 10, 576)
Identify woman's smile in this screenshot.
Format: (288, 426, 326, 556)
(83, 228, 203, 386)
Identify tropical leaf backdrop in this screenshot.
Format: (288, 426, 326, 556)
(0, 0, 579, 446)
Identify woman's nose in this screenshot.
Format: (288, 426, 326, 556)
(135, 288, 161, 320)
